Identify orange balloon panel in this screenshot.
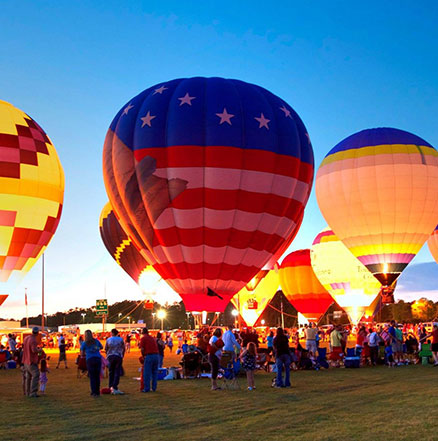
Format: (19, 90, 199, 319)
(427, 226, 438, 264)
(0, 101, 64, 283)
(0, 294, 7, 307)
(231, 269, 279, 327)
(279, 249, 333, 322)
(316, 128, 438, 287)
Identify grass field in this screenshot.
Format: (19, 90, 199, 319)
(1, 349, 437, 441)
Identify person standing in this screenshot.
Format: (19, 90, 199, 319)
(223, 324, 241, 359)
(22, 327, 41, 398)
(140, 328, 159, 393)
(56, 333, 68, 369)
(156, 332, 165, 368)
(7, 334, 17, 352)
(273, 327, 291, 388)
(241, 342, 257, 390)
(329, 325, 344, 367)
(421, 324, 438, 366)
(208, 328, 224, 390)
(368, 327, 380, 366)
(105, 328, 125, 395)
(167, 334, 174, 353)
(305, 323, 318, 355)
(80, 330, 103, 397)
(266, 331, 274, 355)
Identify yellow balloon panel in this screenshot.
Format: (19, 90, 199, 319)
(316, 128, 438, 287)
(0, 101, 64, 282)
(231, 269, 279, 327)
(311, 228, 381, 324)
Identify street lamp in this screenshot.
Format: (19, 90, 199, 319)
(152, 312, 156, 329)
(81, 313, 86, 323)
(127, 316, 131, 330)
(157, 310, 166, 330)
(118, 313, 122, 320)
(231, 309, 238, 328)
(261, 319, 266, 326)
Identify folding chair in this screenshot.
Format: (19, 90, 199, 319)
(220, 352, 240, 390)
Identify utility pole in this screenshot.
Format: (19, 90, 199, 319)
(41, 254, 45, 332)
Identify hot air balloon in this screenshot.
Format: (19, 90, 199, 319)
(0, 100, 64, 285)
(99, 202, 150, 284)
(311, 228, 381, 324)
(231, 269, 279, 327)
(99, 202, 181, 305)
(103, 77, 313, 312)
(427, 225, 438, 264)
(0, 294, 8, 307)
(316, 128, 438, 287)
(279, 249, 333, 322)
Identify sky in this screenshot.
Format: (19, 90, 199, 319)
(1, 1, 438, 319)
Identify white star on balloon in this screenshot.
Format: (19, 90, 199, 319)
(123, 103, 134, 115)
(140, 111, 156, 128)
(178, 93, 196, 106)
(280, 105, 292, 118)
(255, 113, 270, 129)
(153, 86, 168, 95)
(216, 108, 234, 125)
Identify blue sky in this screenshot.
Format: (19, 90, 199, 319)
(1, 1, 438, 318)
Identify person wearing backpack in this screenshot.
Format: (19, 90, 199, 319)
(208, 328, 224, 390)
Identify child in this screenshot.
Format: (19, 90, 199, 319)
(240, 342, 257, 391)
(39, 357, 49, 394)
(385, 342, 394, 367)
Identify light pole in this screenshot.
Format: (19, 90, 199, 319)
(127, 316, 131, 330)
(157, 310, 166, 330)
(152, 312, 156, 329)
(231, 309, 239, 328)
(81, 313, 86, 323)
(186, 312, 191, 330)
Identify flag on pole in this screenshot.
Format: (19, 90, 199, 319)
(25, 292, 28, 306)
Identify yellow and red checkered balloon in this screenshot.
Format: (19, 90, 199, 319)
(0, 100, 64, 282)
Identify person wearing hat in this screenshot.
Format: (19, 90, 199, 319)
(22, 327, 41, 397)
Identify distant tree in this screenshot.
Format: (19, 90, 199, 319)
(411, 298, 436, 322)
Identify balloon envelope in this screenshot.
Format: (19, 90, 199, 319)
(311, 228, 381, 324)
(316, 128, 438, 287)
(0, 100, 64, 283)
(427, 225, 438, 264)
(0, 294, 8, 307)
(103, 77, 314, 312)
(99, 202, 150, 284)
(279, 249, 333, 322)
(231, 269, 279, 327)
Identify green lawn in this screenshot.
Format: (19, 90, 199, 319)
(1, 351, 437, 441)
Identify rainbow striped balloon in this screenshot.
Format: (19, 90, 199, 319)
(316, 128, 438, 286)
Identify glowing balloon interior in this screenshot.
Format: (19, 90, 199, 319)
(231, 269, 279, 327)
(103, 77, 313, 312)
(316, 128, 438, 287)
(0, 100, 64, 284)
(279, 249, 333, 322)
(311, 228, 381, 324)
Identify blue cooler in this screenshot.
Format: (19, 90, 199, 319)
(157, 368, 168, 380)
(7, 360, 17, 369)
(344, 356, 360, 368)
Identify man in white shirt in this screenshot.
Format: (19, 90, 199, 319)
(105, 328, 125, 395)
(368, 328, 380, 366)
(305, 323, 318, 355)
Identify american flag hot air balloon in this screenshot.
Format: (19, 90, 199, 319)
(103, 77, 313, 312)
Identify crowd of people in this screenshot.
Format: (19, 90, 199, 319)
(1, 319, 437, 398)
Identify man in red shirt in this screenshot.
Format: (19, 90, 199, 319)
(22, 327, 40, 397)
(139, 328, 159, 392)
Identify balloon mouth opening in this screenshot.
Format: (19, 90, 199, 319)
(373, 272, 399, 287)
